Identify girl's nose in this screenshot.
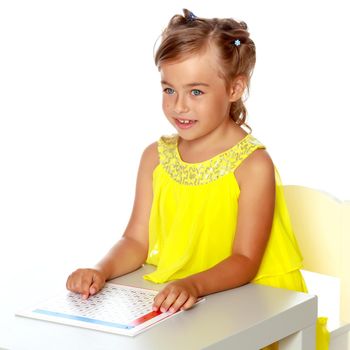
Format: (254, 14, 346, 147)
(174, 95, 189, 114)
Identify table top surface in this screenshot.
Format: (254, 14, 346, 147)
(12, 265, 317, 350)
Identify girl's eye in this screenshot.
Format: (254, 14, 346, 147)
(191, 89, 203, 96)
(164, 88, 175, 95)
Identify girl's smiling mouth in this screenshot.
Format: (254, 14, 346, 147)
(175, 118, 198, 129)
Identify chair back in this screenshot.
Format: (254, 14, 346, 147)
(283, 185, 350, 323)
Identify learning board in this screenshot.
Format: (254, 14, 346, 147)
(16, 283, 203, 336)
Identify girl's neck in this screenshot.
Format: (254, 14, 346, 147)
(178, 121, 247, 163)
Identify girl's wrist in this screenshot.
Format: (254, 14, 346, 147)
(185, 275, 202, 297)
(94, 264, 110, 281)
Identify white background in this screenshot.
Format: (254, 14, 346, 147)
(0, 1, 349, 348)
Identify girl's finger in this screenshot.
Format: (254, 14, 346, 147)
(168, 291, 189, 313)
(80, 276, 93, 298)
(158, 289, 182, 313)
(89, 276, 104, 295)
(66, 275, 72, 291)
(180, 295, 197, 311)
(152, 290, 168, 311)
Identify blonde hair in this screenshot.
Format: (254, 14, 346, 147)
(154, 9, 256, 132)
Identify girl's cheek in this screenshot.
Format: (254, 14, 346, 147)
(162, 99, 171, 111)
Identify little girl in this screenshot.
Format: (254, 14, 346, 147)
(66, 9, 328, 349)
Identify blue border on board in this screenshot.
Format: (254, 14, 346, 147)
(33, 309, 134, 329)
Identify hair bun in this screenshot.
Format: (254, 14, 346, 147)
(182, 8, 197, 22)
(239, 21, 248, 30)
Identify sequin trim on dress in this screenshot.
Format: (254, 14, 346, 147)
(158, 134, 265, 186)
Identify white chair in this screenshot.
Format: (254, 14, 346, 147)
(283, 185, 350, 350)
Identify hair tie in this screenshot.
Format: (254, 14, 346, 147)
(187, 11, 197, 22)
(232, 39, 241, 47)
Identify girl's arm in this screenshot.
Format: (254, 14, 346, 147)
(94, 142, 158, 280)
(66, 142, 158, 298)
(153, 149, 276, 313)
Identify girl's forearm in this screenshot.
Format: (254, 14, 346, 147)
(186, 254, 258, 297)
(94, 237, 148, 281)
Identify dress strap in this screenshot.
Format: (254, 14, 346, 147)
(230, 134, 266, 172)
(158, 134, 178, 166)
(157, 134, 265, 186)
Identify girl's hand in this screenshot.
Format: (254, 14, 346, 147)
(66, 268, 106, 299)
(153, 279, 199, 314)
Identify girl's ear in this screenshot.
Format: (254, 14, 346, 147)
(228, 75, 247, 102)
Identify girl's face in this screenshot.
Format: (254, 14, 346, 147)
(160, 47, 242, 141)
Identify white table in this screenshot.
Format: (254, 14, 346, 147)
(12, 265, 317, 349)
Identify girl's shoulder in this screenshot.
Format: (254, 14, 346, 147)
(235, 144, 275, 188)
(142, 134, 177, 157)
(140, 141, 159, 171)
(141, 134, 177, 165)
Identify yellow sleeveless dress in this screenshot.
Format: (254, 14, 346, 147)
(144, 133, 328, 350)
(144, 133, 306, 290)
